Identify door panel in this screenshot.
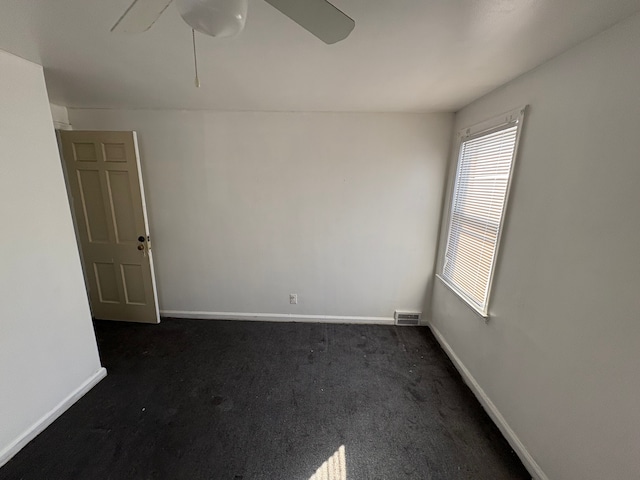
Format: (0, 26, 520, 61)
(77, 169, 110, 243)
(94, 262, 120, 303)
(121, 264, 146, 304)
(60, 130, 159, 324)
(73, 142, 98, 162)
(106, 170, 137, 244)
(104, 143, 127, 162)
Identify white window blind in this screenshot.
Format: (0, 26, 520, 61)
(441, 116, 522, 317)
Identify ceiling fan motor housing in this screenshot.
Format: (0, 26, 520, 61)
(175, 0, 248, 38)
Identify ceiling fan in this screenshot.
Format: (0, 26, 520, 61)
(111, 0, 355, 44)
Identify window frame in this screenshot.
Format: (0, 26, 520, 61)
(437, 106, 527, 318)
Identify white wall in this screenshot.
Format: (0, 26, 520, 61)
(0, 50, 104, 465)
(430, 12, 640, 480)
(68, 110, 453, 321)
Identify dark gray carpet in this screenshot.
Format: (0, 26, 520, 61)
(0, 319, 529, 480)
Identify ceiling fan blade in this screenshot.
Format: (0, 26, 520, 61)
(111, 0, 174, 33)
(263, 0, 355, 44)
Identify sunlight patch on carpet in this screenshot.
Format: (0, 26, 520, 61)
(309, 445, 346, 480)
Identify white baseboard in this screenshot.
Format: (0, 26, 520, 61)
(0, 367, 107, 468)
(160, 310, 395, 325)
(428, 324, 547, 480)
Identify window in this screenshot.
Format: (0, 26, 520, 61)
(438, 107, 526, 317)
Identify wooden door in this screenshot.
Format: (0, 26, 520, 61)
(59, 131, 159, 324)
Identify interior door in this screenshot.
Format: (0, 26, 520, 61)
(59, 131, 159, 324)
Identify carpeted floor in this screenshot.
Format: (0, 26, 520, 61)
(0, 319, 529, 480)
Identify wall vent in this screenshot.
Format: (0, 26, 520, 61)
(394, 311, 421, 326)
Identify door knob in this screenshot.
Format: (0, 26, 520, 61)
(137, 244, 145, 251)
(138, 236, 145, 242)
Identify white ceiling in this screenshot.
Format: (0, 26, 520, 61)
(1, 0, 639, 112)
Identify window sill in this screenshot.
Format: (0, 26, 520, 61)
(435, 274, 489, 321)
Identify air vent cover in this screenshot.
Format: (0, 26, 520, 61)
(394, 311, 421, 326)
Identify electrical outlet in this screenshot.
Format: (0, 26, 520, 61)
(289, 294, 298, 305)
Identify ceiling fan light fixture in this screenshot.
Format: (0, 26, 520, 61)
(175, 0, 248, 38)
